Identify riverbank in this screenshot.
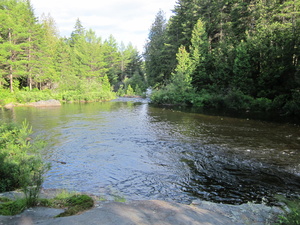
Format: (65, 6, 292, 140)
(0, 199, 284, 224)
(0, 190, 285, 225)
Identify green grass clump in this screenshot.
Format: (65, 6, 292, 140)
(113, 195, 126, 203)
(0, 194, 94, 217)
(276, 195, 300, 225)
(55, 194, 94, 217)
(0, 199, 27, 216)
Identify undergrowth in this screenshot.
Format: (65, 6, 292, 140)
(0, 194, 94, 217)
(275, 195, 300, 225)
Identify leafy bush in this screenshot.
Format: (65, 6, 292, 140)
(283, 90, 300, 116)
(223, 89, 253, 110)
(126, 84, 135, 96)
(0, 88, 15, 105)
(15, 90, 54, 103)
(251, 97, 272, 112)
(0, 121, 49, 207)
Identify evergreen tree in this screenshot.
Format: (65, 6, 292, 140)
(172, 45, 194, 92)
(33, 13, 60, 89)
(0, 0, 31, 92)
(232, 40, 253, 95)
(144, 10, 168, 86)
(84, 29, 108, 79)
(69, 19, 90, 78)
(189, 19, 211, 90)
(103, 35, 121, 86)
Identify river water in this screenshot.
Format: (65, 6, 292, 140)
(1, 99, 299, 204)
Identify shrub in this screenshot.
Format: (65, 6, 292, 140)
(0, 88, 15, 105)
(223, 89, 253, 110)
(283, 90, 300, 116)
(0, 121, 49, 207)
(251, 97, 272, 112)
(126, 84, 135, 96)
(15, 90, 54, 103)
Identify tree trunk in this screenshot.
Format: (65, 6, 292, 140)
(9, 64, 13, 93)
(8, 29, 14, 93)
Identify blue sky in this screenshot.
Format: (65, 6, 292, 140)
(30, 0, 176, 52)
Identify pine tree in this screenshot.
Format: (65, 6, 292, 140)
(171, 45, 194, 93)
(69, 19, 89, 78)
(232, 40, 253, 95)
(144, 10, 168, 86)
(189, 19, 211, 90)
(102, 35, 121, 86)
(84, 29, 108, 79)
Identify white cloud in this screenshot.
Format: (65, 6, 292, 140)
(30, 0, 176, 52)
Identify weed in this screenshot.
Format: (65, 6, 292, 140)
(275, 195, 300, 225)
(0, 199, 27, 216)
(113, 195, 126, 203)
(55, 194, 94, 217)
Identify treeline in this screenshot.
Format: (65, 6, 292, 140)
(145, 0, 300, 116)
(0, 0, 146, 104)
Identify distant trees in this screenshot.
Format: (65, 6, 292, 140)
(0, 0, 146, 100)
(145, 0, 300, 116)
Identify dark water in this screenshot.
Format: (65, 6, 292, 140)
(1, 100, 300, 204)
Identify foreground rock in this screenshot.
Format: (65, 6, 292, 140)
(0, 199, 283, 225)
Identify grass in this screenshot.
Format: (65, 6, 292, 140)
(113, 195, 126, 203)
(275, 195, 300, 225)
(0, 189, 128, 217)
(0, 191, 94, 217)
(0, 198, 27, 216)
(52, 194, 94, 217)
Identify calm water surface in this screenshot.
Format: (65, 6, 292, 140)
(1, 100, 300, 204)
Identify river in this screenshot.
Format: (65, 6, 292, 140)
(1, 99, 299, 205)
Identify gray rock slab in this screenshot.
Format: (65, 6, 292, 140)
(0, 200, 283, 225)
(0, 207, 64, 225)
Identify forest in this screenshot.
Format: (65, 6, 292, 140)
(0, 0, 146, 104)
(0, 0, 299, 117)
(145, 0, 299, 117)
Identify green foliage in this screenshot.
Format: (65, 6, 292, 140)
(146, 0, 299, 117)
(0, 1, 146, 101)
(0, 121, 49, 208)
(113, 195, 126, 203)
(0, 198, 27, 216)
(0, 192, 94, 217)
(15, 89, 55, 103)
(275, 196, 300, 225)
(126, 84, 135, 96)
(144, 10, 169, 86)
(150, 46, 195, 105)
(117, 85, 126, 97)
(52, 194, 94, 217)
(0, 197, 11, 202)
(124, 72, 147, 95)
(0, 88, 14, 105)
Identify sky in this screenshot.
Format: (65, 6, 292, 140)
(30, 0, 176, 52)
